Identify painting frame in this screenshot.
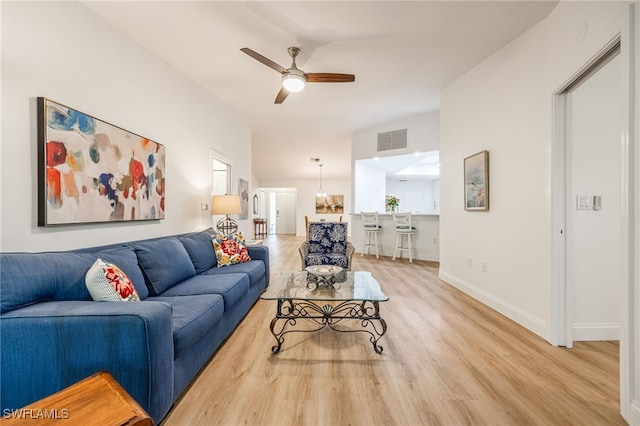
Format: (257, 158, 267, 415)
(37, 97, 166, 226)
(464, 150, 489, 211)
(238, 178, 249, 220)
(315, 194, 344, 214)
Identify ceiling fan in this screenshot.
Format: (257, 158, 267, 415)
(240, 47, 355, 104)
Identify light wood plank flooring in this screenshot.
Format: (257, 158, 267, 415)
(162, 235, 624, 426)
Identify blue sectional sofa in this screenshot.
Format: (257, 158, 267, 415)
(0, 228, 269, 423)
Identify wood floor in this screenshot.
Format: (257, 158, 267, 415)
(162, 235, 624, 426)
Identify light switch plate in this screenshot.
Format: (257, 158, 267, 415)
(576, 195, 592, 210)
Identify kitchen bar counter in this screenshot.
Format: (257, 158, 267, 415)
(350, 213, 439, 262)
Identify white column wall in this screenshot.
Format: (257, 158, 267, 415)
(354, 162, 386, 213)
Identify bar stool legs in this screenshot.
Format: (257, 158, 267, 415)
(392, 231, 414, 262)
(392, 212, 415, 262)
(360, 212, 382, 259)
(361, 229, 381, 258)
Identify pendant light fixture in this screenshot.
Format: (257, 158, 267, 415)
(316, 164, 327, 197)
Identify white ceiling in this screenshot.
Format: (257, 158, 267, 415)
(83, 1, 557, 183)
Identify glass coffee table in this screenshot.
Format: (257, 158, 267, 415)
(261, 270, 389, 354)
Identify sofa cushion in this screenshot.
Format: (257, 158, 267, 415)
(85, 258, 140, 302)
(213, 234, 251, 267)
(135, 238, 196, 296)
(149, 294, 224, 358)
(159, 274, 250, 311)
(0, 248, 145, 314)
(178, 228, 217, 273)
(201, 260, 266, 289)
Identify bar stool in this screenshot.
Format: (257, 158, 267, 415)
(392, 212, 416, 262)
(360, 211, 382, 258)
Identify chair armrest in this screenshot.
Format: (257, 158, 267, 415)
(346, 242, 355, 271)
(1, 300, 174, 422)
(298, 242, 310, 271)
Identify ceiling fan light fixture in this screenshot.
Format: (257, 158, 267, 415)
(282, 71, 306, 93)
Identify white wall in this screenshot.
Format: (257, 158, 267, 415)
(260, 179, 351, 237)
(439, 2, 639, 422)
(1, 2, 252, 251)
(351, 111, 440, 161)
(440, 0, 628, 338)
(351, 111, 440, 217)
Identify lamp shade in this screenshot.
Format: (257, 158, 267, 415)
(211, 195, 242, 215)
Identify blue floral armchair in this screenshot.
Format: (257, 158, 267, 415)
(299, 222, 355, 270)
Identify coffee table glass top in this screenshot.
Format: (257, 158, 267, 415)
(261, 271, 388, 302)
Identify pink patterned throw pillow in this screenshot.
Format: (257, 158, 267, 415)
(85, 258, 140, 302)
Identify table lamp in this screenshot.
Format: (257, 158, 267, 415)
(211, 195, 242, 235)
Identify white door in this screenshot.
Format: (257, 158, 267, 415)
(275, 192, 296, 234)
(565, 47, 622, 342)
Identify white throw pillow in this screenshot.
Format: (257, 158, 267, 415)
(85, 258, 140, 302)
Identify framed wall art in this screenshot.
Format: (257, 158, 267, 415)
(238, 178, 249, 220)
(464, 150, 489, 211)
(37, 97, 166, 226)
(315, 194, 344, 214)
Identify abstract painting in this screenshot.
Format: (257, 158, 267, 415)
(37, 98, 166, 226)
(315, 194, 344, 214)
(238, 178, 249, 220)
(464, 150, 489, 211)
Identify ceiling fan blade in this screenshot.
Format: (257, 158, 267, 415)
(306, 73, 356, 83)
(240, 48, 286, 74)
(274, 87, 289, 104)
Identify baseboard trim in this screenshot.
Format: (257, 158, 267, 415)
(572, 323, 620, 341)
(630, 401, 640, 424)
(438, 270, 546, 339)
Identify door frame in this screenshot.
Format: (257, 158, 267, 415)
(551, 37, 622, 348)
(550, 6, 637, 423)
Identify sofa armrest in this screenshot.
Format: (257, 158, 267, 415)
(298, 242, 310, 271)
(0, 300, 174, 423)
(346, 242, 355, 271)
(247, 245, 270, 285)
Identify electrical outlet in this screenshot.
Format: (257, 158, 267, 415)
(433, 237, 438, 244)
(468, 258, 472, 268)
(201, 202, 209, 211)
(482, 261, 487, 273)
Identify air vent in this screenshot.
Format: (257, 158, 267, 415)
(377, 129, 407, 151)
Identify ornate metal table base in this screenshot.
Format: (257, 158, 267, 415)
(269, 298, 387, 354)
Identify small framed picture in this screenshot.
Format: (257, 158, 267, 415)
(464, 150, 489, 211)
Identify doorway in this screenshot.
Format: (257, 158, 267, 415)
(552, 40, 623, 347)
(266, 190, 297, 235)
(566, 45, 622, 342)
